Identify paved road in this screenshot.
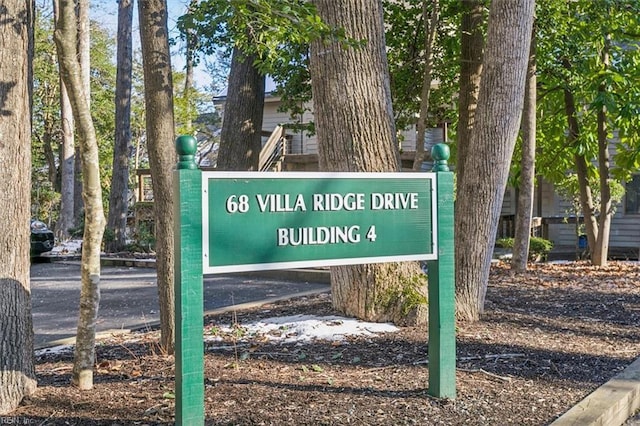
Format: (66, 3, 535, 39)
(30, 261, 329, 347)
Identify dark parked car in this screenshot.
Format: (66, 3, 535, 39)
(31, 220, 55, 257)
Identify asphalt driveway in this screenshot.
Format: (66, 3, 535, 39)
(30, 261, 329, 347)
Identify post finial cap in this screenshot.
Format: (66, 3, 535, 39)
(176, 135, 198, 170)
(176, 135, 198, 156)
(431, 143, 450, 172)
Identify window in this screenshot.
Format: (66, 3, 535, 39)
(625, 174, 640, 215)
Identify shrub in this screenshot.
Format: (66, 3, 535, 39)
(529, 237, 554, 259)
(495, 236, 554, 261)
(495, 237, 514, 249)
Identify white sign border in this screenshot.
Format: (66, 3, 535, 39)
(201, 171, 438, 274)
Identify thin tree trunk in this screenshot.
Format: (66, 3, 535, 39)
(412, 0, 440, 171)
(106, 0, 134, 253)
(36, 85, 60, 190)
(455, 0, 535, 322)
(456, 0, 485, 184)
(183, 0, 197, 133)
(563, 87, 598, 253)
(593, 34, 612, 266)
(58, 79, 76, 236)
(310, 0, 426, 326)
(78, 0, 90, 106)
(74, 0, 91, 229)
(54, 0, 106, 390)
(216, 46, 265, 171)
(73, 146, 83, 224)
(42, 108, 58, 188)
(511, 30, 537, 272)
(183, 51, 194, 133)
(53, 0, 75, 238)
(0, 0, 37, 414)
(138, 0, 176, 354)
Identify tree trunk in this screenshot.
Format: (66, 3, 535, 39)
(42, 107, 58, 189)
(412, 0, 440, 171)
(138, 0, 176, 354)
(54, 0, 106, 390)
(310, 0, 427, 326)
(106, 0, 134, 253)
(74, 0, 90, 228)
(73, 146, 83, 224)
(0, 0, 37, 414)
(511, 31, 537, 272)
(593, 34, 612, 267)
(53, 0, 75, 238)
(182, 0, 198, 133)
(455, 0, 535, 322)
(58, 79, 76, 236)
(456, 0, 485, 183)
(216, 46, 265, 171)
(563, 87, 599, 253)
(77, 0, 90, 106)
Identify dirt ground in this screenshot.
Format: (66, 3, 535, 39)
(8, 261, 640, 425)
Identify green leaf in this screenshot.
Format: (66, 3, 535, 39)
(311, 364, 324, 372)
(162, 392, 175, 399)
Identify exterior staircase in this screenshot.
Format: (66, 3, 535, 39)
(259, 125, 287, 172)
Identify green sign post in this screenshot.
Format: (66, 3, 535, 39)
(173, 135, 456, 425)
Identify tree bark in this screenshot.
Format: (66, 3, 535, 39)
(77, 0, 90, 106)
(593, 34, 612, 266)
(58, 79, 76, 235)
(0, 0, 37, 414)
(563, 87, 599, 254)
(73, 146, 83, 224)
(310, 0, 427, 326)
(42, 106, 58, 189)
(74, 0, 90, 228)
(53, 0, 75, 238)
(412, 0, 440, 171)
(456, 0, 485, 183)
(511, 30, 537, 272)
(138, 0, 176, 354)
(54, 0, 106, 390)
(216, 46, 265, 171)
(182, 0, 198, 133)
(455, 0, 535, 322)
(106, 0, 134, 253)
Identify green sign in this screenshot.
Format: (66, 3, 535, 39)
(174, 136, 456, 425)
(202, 172, 437, 273)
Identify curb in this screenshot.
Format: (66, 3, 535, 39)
(550, 356, 640, 426)
(34, 329, 131, 351)
(101, 257, 157, 269)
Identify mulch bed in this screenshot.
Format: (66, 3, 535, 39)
(9, 261, 640, 425)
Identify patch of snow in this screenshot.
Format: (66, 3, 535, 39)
(35, 344, 73, 357)
(206, 314, 399, 344)
(51, 239, 82, 255)
(35, 315, 400, 353)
